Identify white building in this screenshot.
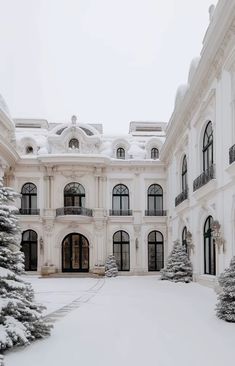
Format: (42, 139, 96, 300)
(1, 0, 235, 286)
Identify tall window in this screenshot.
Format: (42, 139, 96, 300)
(204, 216, 216, 275)
(21, 230, 38, 271)
(112, 184, 129, 211)
(21, 183, 37, 213)
(64, 182, 85, 207)
(117, 147, 125, 159)
(113, 231, 130, 271)
(203, 121, 213, 171)
(147, 184, 163, 212)
(148, 231, 164, 271)
(69, 138, 79, 149)
(182, 226, 188, 253)
(182, 155, 187, 192)
(151, 147, 159, 160)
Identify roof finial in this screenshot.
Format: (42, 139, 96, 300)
(71, 115, 77, 125)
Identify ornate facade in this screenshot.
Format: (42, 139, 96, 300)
(1, 0, 235, 285)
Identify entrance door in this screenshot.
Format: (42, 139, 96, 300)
(21, 230, 38, 271)
(62, 233, 89, 272)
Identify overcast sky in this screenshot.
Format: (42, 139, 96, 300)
(0, 0, 217, 134)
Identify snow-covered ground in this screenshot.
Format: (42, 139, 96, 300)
(5, 276, 235, 366)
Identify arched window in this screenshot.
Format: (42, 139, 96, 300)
(204, 216, 216, 275)
(182, 226, 188, 253)
(116, 147, 125, 159)
(21, 183, 37, 214)
(147, 184, 163, 213)
(69, 138, 79, 149)
(113, 231, 130, 271)
(112, 184, 129, 213)
(148, 231, 164, 271)
(21, 230, 38, 271)
(203, 121, 213, 171)
(182, 155, 187, 192)
(64, 182, 85, 207)
(26, 146, 34, 154)
(151, 147, 159, 160)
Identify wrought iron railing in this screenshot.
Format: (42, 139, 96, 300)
(193, 165, 215, 192)
(56, 206, 93, 217)
(175, 188, 188, 207)
(19, 208, 40, 215)
(229, 144, 235, 164)
(109, 209, 132, 216)
(145, 210, 167, 216)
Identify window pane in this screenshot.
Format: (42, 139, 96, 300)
(122, 244, 130, 270)
(122, 196, 129, 210)
(113, 243, 121, 270)
(113, 196, 120, 210)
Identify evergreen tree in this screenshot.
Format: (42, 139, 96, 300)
(216, 256, 235, 322)
(161, 240, 193, 283)
(105, 255, 118, 277)
(0, 181, 51, 354)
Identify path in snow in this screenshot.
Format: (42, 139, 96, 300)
(5, 276, 235, 366)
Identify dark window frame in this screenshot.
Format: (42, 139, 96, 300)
(64, 182, 85, 207)
(69, 138, 79, 149)
(148, 230, 164, 271)
(116, 147, 125, 159)
(151, 147, 159, 160)
(112, 184, 129, 211)
(147, 184, 163, 211)
(203, 121, 213, 171)
(182, 226, 188, 253)
(21, 182, 37, 210)
(182, 155, 187, 192)
(21, 230, 38, 271)
(113, 230, 130, 271)
(204, 215, 216, 275)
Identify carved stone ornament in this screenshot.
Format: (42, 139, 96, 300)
(211, 220, 226, 254)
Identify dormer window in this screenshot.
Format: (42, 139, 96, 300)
(26, 146, 34, 154)
(117, 147, 125, 159)
(151, 147, 159, 160)
(69, 138, 79, 149)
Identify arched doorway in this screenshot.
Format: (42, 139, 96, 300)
(204, 216, 216, 275)
(21, 230, 38, 271)
(113, 231, 130, 271)
(148, 231, 164, 271)
(62, 233, 89, 272)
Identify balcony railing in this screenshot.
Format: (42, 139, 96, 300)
(56, 206, 93, 217)
(193, 165, 215, 192)
(175, 189, 188, 207)
(19, 208, 40, 215)
(109, 209, 132, 216)
(145, 210, 167, 216)
(229, 144, 235, 164)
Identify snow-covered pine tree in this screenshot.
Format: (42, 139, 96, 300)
(216, 256, 235, 322)
(160, 240, 193, 283)
(0, 181, 52, 353)
(105, 255, 118, 277)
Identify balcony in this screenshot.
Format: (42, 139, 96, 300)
(19, 208, 40, 215)
(193, 165, 215, 192)
(229, 144, 235, 165)
(145, 210, 167, 216)
(175, 189, 188, 207)
(56, 206, 93, 217)
(109, 209, 132, 216)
